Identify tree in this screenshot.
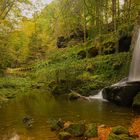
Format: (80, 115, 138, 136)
(0, 0, 31, 20)
(7, 31, 30, 67)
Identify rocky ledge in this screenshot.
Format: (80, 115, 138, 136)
(102, 81, 140, 106)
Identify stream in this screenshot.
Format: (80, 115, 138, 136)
(0, 90, 137, 140)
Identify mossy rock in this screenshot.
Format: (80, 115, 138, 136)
(68, 91, 81, 100)
(132, 93, 140, 108)
(50, 119, 64, 131)
(107, 133, 136, 140)
(84, 123, 98, 138)
(112, 126, 129, 135)
(119, 134, 136, 140)
(59, 132, 72, 140)
(107, 133, 121, 140)
(64, 123, 85, 137)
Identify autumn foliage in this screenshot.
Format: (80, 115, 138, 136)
(129, 116, 140, 139)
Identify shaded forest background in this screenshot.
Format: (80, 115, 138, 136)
(0, 0, 140, 98)
(0, 0, 139, 69)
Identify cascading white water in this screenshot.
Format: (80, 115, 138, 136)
(89, 90, 103, 99)
(129, 29, 140, 81)
(89, 90, 107, 101)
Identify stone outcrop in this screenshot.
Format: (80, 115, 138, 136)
(102, 81, 140, 106)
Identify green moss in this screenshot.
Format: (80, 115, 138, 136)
(107, 133, 136, 140)
(84, 123, 98, 138)
(0, 76, 36, 103)
(112, 126, 129, 135)
(68, 91, 81, 100)
(132, 93, 140, 108)
(27, 51, 131, 96)
(64, 123, 85, 137)
(107, 133, 121, 140)
(119, 134, 136, 140)
(50, 119, 64, 131)
(3, 43, 131, 97)
(107, 126, 135, 140)
(59, 132, 71, 140)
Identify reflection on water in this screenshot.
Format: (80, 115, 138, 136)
(0, 90, 135, 140)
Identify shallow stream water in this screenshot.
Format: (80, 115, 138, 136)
(0, 91, 137, 140)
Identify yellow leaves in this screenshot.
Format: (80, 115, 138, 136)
(0, 19, 13, 32)
(7, 31, 30, 63)
(129, 116, 140, 139)
(20, 18, 35, 37)
(98, 126, 112, 140)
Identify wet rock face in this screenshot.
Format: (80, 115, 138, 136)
(119, 36, 132, 52)
(102, 81, 140, 106)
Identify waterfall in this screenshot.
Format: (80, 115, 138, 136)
(89, 90, 107, 101)
(129, 29, 140, 81)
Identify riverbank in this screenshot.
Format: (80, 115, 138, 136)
(50, 118, 140, 140)
(1, 51, 131, 103)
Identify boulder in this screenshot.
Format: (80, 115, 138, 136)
(107, 133, 136, 140)
(84, 123, 98, 138)
(132, 92, 140, 108)
(50, 119, 64, 131)
(64, 123, 85, 137)
(119, 134, 136, 140)
(107, 126, 135, 140)
(69, 92, 81, 100)
(68, 91, 89, 101)
(112, 126, 129, 135)
(22, 116, 34, 128)
(107, 133, 121, 140)
(102, 81, 140, 106)
(59, 132, 71, 140)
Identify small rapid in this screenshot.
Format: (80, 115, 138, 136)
(89, 90, 107, 101)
